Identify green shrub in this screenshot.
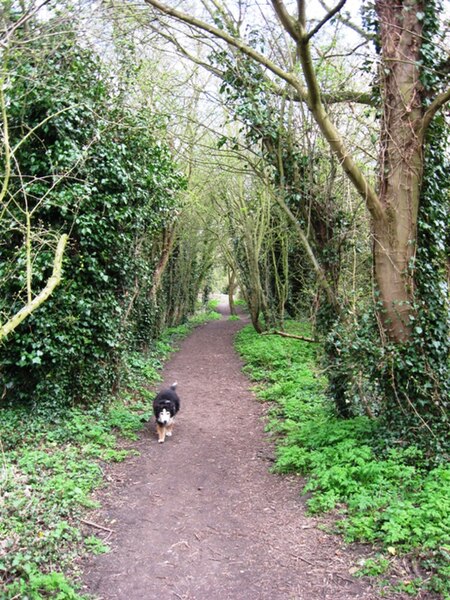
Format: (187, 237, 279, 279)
(0, 17, 185, 412)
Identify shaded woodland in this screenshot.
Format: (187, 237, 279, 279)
(0, 1, 449, 596)
(1, 0, 448, 448)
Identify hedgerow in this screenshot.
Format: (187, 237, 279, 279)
(0, 16, 188, 411)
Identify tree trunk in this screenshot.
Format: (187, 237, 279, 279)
(149, 226, 176, 301)
(373, 0, 424, 342)
(227, 267, 238, 315)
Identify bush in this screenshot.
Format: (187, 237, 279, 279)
(0, 18, 185, 410)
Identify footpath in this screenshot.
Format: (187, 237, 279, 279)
(82, 304, 383, 600)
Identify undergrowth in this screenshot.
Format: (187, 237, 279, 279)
(235, 322, 450, 599)
(0, 309, 220, 599)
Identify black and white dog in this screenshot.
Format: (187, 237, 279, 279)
(153, 382, 180, 443)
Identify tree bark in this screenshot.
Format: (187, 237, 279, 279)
(227, 267, 238, 316)
(373, 0, 424, 342)
(149, 226, 176, 301)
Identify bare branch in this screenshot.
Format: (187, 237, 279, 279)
(262, 330, 320, 342)
(0, 234, 68, 341)
(318, 0, 373, 41)
(269, 76, 374, 106)
(306, 0, 347, 42)
(12, 105, 78, 155)
(298, 0, 306, 28)
(143, 0, 308, 98)
(421, 87, 450, 135)
(151, 25, 225, 78)
(270, 0, 302, 43)
(0, 70, 11, 208)
(0, 0, 52, 46)
(200, 0, 237, 33)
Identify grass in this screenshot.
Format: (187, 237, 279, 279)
(206, 298, 221, 312)
(235, 322, 450, 599)
(0, 309, 221, 599)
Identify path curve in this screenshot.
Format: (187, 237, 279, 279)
(82, 304, 383, 600)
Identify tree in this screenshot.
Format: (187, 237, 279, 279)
(212, 170, 281, 332)
(139, 0, 449, 441)
(142, 0, 448, 339)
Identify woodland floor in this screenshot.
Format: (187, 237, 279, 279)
(81, 300, 415, 600)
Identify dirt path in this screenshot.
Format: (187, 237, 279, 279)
(82, 303, 384, 600)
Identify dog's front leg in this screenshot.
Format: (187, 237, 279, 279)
(156, 423, 166, 443)
(166, 420, 174, 437)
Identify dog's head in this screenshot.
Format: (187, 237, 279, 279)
(157, 407, 172, 425)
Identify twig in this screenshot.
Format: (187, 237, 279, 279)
(262, 330, 320, 343)
(289, 552, 315, 566)
(333, 572, 355, 583)
(80, 519, 115, 534)
(170, 540, 190, 550)
(104, 530, 113, 543)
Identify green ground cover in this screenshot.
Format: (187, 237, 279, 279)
(235, 322, 450, 599)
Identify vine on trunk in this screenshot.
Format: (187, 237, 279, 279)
(376, 1, 450, 455)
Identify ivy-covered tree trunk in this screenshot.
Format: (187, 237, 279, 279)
(373, 0, 423, 342)
(373, 0, 424, 343)
(149, 226, 177, 301)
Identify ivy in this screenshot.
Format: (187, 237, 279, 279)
(0, 15, 186, 410)
(325, 1, 449, 456)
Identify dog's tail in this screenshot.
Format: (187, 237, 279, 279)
(170, 382, 178, 390)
